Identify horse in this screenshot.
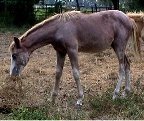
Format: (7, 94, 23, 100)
(9, 10, 141, 106)
(127, 12, 144, 42)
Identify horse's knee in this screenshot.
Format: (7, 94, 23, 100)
(72, 68, 80, 80)
(52, 91, 58, 97)
(56, 69, 62, 80)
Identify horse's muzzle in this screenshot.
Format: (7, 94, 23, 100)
(10, 67, 20, 77)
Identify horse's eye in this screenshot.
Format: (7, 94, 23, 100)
(12, 54, 17, 60)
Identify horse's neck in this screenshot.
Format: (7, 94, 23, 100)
(23, 24, 57, 53)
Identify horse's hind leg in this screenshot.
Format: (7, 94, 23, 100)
(67, 48, 84, 106)
(122, 55, 131, 97)
(51, 51, 66, 103)
(111, 43, 126, 99)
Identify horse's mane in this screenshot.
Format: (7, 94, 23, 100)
(20, 11, 81, 40)
(127, 12, 144, 22)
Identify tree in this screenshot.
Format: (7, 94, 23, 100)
(13, 0, 38, 26)
(111, 0, 119, 10)
(0, 0, 4, 13)
(130, 0, 144, 11)
(1, 0, 39, 26)
(98, 0, 119, 10)
(76, 0, 80, 11)
(55, 0, 63, 13)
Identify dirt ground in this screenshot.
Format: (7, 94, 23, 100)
(0, 31, 144, 119)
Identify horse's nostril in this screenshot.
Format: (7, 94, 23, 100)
(11, 67, 20, 76)
(12, 54, 17, 60)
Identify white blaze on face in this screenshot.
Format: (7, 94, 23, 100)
(10, 55, 16, 75)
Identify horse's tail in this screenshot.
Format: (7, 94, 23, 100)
(130, 18, 141, 58)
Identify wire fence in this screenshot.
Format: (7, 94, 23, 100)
(34, 3, 114, 21)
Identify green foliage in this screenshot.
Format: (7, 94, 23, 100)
(34, 7, 55, 22)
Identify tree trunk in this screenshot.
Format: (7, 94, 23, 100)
(76, 0, 80, 11)
(55, 0, 59, 13)
(111, 0, 119, 10)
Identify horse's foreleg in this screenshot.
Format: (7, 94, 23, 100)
(68, 48, 84, 106)
(51, 51, 66, 103)
(73, 67, 84, 106)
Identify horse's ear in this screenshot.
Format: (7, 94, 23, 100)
(14, 37, 21, 49)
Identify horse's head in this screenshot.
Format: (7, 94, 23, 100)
(9, 37, 30, 76)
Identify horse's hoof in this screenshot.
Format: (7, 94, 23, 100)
(51, 99, 56, 105)
(121, 92, 127, 98)
(112, 94, 118, 100)
(75, 100, 82, 109)
(75, 103, 82, 109)
(121, 90, 130, 99)
(112, 91, 119, 100)
(46, 98, 56, 105)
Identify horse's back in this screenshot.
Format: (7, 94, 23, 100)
(56, 10, 132, 52)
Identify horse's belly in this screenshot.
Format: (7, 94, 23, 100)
(77, 30, 114, 53)
(78, 42, 111, 53)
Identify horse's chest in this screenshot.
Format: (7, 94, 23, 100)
(52, 40, 66, 53)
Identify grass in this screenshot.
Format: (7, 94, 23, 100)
(1, 84, 143, 120)
(2, 101, 88, 120)
(11, 106, 48, 120)
(0, 25, 28, 34)
(89, 85, 144, 120)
